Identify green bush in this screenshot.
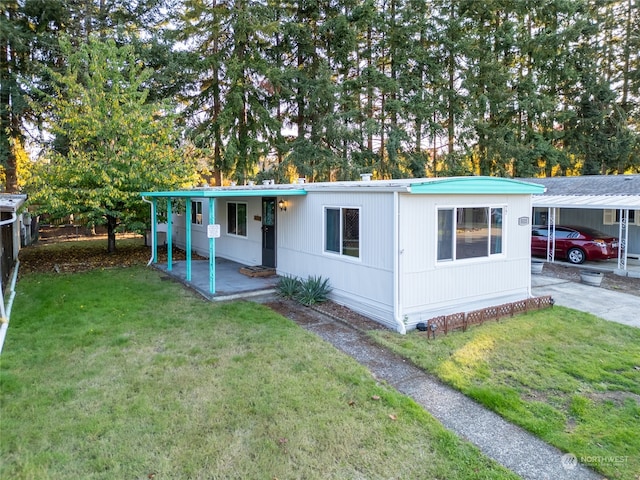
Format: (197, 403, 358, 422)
(276, 275, 301, 299)
(296, 275, 332, 306)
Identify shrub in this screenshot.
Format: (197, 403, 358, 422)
(276, 275, 301, 299)
(296, 276, 332, 306)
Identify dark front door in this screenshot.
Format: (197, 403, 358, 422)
(262, 197, 276, 268)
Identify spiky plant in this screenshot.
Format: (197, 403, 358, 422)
(296, 276, 332, 306)
(276, 275, 301, 300)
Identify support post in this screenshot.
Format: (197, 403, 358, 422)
(209, 197, 216, 294)
(186, 198, 192, 281)
(618, 208, 628, 272)
(546, 207, 556, 263)
(151, 198, 158, 264)
(166, 199, 173, 271)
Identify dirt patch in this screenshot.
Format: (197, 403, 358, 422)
(540, 262, 640, 298)
(266, 299, 386, 333)
(587, 391, 640, 407)
(311, 301, 389, 332)
(18, 235, 202, 277)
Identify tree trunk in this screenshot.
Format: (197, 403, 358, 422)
(106, 214, 117, 253)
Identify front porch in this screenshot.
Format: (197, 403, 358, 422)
(156, 257, 280, 300)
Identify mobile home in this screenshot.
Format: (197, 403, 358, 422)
(142, 176, 545, 333)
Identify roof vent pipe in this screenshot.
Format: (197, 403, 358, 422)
(360, 173, 372, 181)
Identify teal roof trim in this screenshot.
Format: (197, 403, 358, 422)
(141, 189, 308, 198)
(409, 177, 546, 195)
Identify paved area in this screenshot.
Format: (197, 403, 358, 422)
(532, 275, 640, 328)
(156, 258, 278, 300)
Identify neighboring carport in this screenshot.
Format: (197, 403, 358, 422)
(140, 186, 307, 294)
(525, 175, 640, 274)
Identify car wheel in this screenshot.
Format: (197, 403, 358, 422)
(567, 248, 586, 264)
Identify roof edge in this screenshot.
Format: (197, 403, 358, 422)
(409, 177, 546, 195)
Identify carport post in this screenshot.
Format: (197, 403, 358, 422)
(618, 208, 629, 272)
(186, 198, 192, 281)
(209, 197, 216, 294)
(546, 207, 556, 262)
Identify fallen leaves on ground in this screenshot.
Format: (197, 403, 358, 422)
(18, 236, 194, 277)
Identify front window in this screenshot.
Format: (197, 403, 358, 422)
(227, 202, 247, 237)
(191, 201, 203, 225)
(437, 206, 504, 261)
(325, 207, 360, 258)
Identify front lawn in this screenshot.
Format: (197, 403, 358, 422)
(371, 307, 640, 480)
(1, 267, 516, 479)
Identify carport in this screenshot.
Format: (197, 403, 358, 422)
(526, 175, 640, 274)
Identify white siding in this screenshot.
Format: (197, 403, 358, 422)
(168, 188, 536, 332)
(173, 197, 263, 265)
(398, 194, 532, 327)
(277, 191, 397, 326)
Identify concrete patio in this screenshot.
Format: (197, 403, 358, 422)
(540, 256, 640, 278)
(154, 257, 280, 300)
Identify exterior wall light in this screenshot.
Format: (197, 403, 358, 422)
(278, 199, 287, 212)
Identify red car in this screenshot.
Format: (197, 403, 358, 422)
(531, 225, 619, 264)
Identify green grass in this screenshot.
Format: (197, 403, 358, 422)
(1, 267, 517, 480)
(371, 308, 640, 480)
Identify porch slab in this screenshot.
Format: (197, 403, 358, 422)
(155, 257, 280, 300)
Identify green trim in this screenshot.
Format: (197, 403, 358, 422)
(209, 198, 216, 294)
(409, 177, 546, 195)
(140, 189, 307, 198)
(186, 198, 192, 281)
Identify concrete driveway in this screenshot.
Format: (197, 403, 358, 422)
(531, 275, 640, 328)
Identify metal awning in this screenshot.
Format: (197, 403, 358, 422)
(533, 195, 640, 210)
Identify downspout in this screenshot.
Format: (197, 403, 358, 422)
(393, 191, 406, 334)
(0, 212, 19, 354)
(141, 196, 155, 266)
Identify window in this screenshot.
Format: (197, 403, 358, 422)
(227, 202, 247, 237)
(437, 209, 454, 260)
(603, 209, 638, 225)
(533, 208, 560, 226)
(490, 207, 503, 254)
(437, 206, 504, 261)
(325, 207, 360, 258)
(191, 201, 203, 225)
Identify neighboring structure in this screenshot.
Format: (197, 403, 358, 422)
(525, 175, 640, 273)
(0, 194, 27, 286)
(0, 193, 27, 355)
(142, 177, 545, 333)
